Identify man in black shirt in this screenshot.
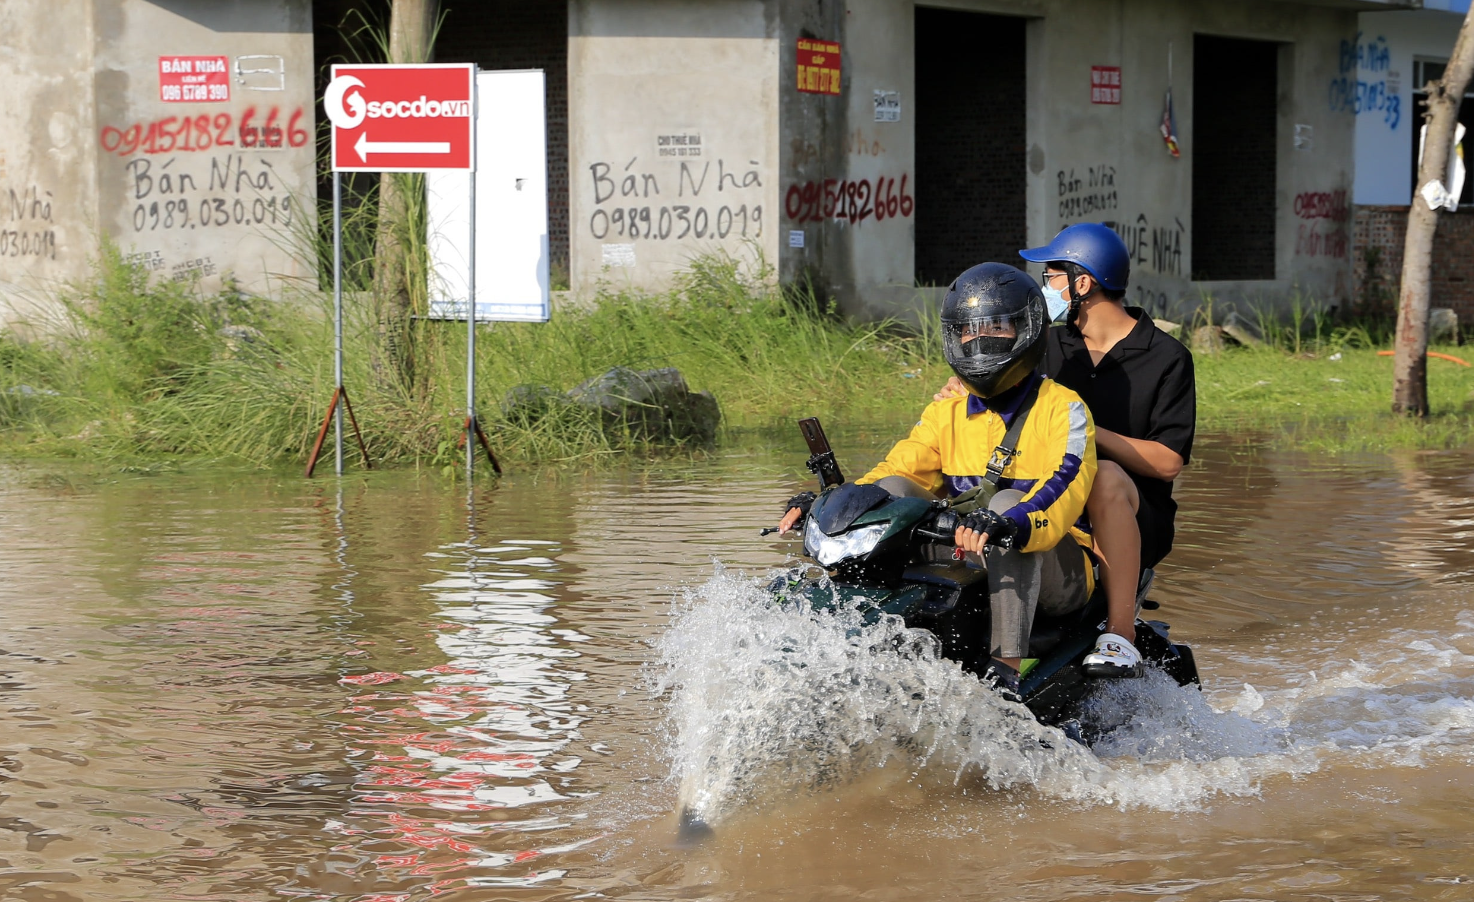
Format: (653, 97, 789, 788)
(937, 224, 1196, 675)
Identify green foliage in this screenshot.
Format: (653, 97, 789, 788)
(1195, 345, 1474, 452)
(0, 249, 948, 469)
(7, 249, 1473, 470)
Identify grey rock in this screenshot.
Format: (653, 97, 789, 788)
(502, 383, 571, 425)
(1191, 325, 1225, 355)
(220, 324, 264, 344)
(568, 366, 721, 443)
(1430, 307, 1460, 344)
(1219, 310, 1263, 347)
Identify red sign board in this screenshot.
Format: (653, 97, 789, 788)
(1091, 66, 1122, 104)
(327, 64, 475, 172)
(797, 39, 842, 95)
(159, 56, 230, 103)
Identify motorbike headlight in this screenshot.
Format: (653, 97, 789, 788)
(805, 522, 889, 567)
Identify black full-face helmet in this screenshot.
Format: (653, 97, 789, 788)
(941, 262, 1048, 399)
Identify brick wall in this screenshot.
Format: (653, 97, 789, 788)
(434, 2, 571, 279)
(1191, 35, 1278, 281)
(1352, 206, 1474, 325)
(913, 9, 1026, 286)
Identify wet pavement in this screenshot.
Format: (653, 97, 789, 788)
(3, 428, 1474, 901)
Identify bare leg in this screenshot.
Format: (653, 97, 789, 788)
(1087, 460, 1141, 645)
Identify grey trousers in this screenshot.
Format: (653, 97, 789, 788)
(985, 536, 1090, 659)
(982, 489, 1090, 659)
(874, 478, 1091, 661)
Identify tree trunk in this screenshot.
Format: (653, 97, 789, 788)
(373, 0, 439, 390)
(1392, 6, 1474, 416)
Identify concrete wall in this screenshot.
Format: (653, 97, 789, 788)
(1352, 8, 1469, 206)
(556, 0, 1368, 318)
(0, 0, 316, 327)
(0, 0, 100, 326)
(773, 0, 1362, 320)
(567, 0, 782, 296)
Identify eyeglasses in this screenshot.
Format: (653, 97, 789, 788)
(1041, 271, 1069, 286)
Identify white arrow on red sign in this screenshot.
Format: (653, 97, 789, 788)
(354, 133, 451, 162)
(328, 63, 475, 173)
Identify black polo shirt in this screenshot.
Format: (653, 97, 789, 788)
(1041, 307, 1196, 566)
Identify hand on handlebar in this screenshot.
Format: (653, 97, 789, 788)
(953, 509, 1017, 554)
(778, 506, 804, 535)
(776, 491, 817, 535)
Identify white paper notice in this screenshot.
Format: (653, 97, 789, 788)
(602, 243, 636, 267)
(873, 90, 900, 122)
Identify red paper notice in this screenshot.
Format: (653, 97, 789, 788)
(1091, 66, 1121, 105)
(159, 56, 230, 103)
(797, 39, 842, 95)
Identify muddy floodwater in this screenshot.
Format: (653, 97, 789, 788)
(4, 429, 1474, 902)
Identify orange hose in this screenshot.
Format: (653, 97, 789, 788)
(1376, 350, 1471, 367)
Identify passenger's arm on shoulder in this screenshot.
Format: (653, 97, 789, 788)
(933, 375, 966, 402)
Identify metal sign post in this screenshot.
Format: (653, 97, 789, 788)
(467, 74, 478, 478)
(425, 69, 550, 479)
(334, 171, 343, 476)
(456, 69, 502, 480)
(304, 170, 371, 478)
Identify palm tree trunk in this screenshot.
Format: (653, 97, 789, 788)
(1393, 7, 1474, 416)
(373, 0, 439, 391)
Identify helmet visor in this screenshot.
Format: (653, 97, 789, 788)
(942, 308, 1035, 372)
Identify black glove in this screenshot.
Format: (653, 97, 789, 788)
(784, 491, 817, 519)
(960, 508, 1018, 549)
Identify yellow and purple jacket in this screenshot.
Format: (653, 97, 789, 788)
(857, 373, 1097, 555)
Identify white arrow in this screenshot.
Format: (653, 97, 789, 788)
(354, 133, 451, 161)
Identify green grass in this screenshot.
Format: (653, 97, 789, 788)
(0, 248, 950, 469)
(3, 246, 1471, 471)
(1193, 345, 1474, 452)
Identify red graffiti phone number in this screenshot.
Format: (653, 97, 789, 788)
(99, 108, 308, 156)
(785, 175, 912, 224)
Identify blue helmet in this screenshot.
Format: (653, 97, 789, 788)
(1018, 223, 1130, 292)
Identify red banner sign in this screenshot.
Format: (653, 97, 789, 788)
(327, 64, 476, 172)
(1091, 66, 1121, 104)
(159, 56, 230, 103)
(797, 39, 842, 95)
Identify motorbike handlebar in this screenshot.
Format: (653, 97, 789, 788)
(914, 507, 961, 544)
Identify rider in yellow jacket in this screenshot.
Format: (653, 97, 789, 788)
(780, 262, 1098, 699)
(856, 373, 1097, 564)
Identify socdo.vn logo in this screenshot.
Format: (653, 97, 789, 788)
(324, 75, 471, 130)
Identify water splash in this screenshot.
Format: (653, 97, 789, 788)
(653, 566, 1314, 823)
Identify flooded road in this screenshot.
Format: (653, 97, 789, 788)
(3, 429, 1474, 901)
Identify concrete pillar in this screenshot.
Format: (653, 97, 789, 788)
(0, 0, 316, 327)
(568, 0, 782, 297)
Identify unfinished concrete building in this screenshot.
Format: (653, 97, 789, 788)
(2, 0, 1447, 327)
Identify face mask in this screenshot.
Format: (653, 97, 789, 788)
(1043, 284, 1070, 323)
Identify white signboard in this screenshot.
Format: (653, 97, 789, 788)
(427, 69, 550, 322)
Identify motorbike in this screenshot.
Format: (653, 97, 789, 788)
(769, 416, 1200, 731)
(673, 417, 1201, 843)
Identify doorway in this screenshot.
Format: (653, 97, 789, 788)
(1191, 34, 1279, 281)
(914, 9, 1027, 286)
